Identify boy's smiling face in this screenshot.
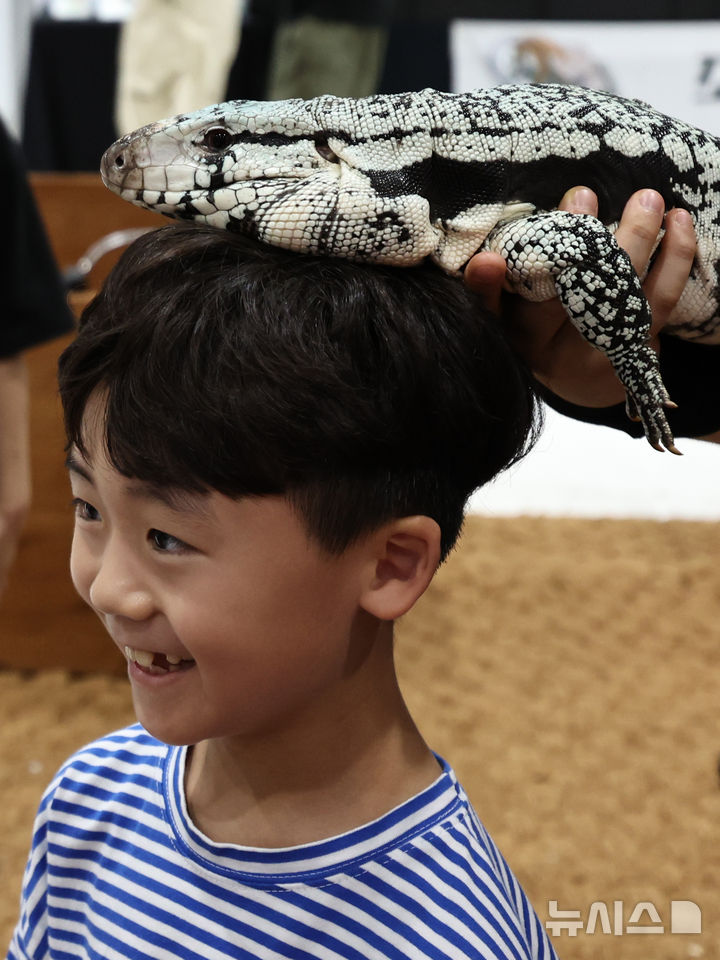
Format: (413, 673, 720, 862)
(67, 396, 378, 747)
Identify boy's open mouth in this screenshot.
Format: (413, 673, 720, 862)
(124, 646, 196, 674)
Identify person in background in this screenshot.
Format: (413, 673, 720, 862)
(0, 117, 74, 597)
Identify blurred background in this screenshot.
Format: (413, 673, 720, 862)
(2, 4, 720, 958)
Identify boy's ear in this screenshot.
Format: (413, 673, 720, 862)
(359, 516, 442, 621)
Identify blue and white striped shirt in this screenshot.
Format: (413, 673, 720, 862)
(9, 725, 558, 960)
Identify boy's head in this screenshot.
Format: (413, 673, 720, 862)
(59, 222, 540, 563)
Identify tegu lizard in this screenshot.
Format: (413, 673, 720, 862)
(100, 83, 720, 454)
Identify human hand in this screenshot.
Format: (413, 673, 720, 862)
(464, 188, 697, 408)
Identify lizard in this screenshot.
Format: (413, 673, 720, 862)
(100, 83, 720, 454)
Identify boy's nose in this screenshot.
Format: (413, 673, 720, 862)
(89, 579, 154, 620)
(87, 547, 154, 621)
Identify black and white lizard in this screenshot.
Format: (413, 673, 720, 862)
(100, 83, 720, 454)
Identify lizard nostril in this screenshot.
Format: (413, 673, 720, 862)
(114, 153, 125, 168)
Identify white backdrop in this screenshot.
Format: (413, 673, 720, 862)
(451, 20, 720, 519)
(469, 409, 720, 519)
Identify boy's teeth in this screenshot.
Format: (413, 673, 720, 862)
(123, 646, 194, 672)
(126, 646, 154, 667)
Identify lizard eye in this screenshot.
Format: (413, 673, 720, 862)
(314, 136, 340, 163)
(202, 127, 233, 151)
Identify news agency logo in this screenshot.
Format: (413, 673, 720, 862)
(546, 900, 702, 937)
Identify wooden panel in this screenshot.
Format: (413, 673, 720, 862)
(29, 172, 161, 285)
(0, 333, 122, 673)
(1, 175, 163, 674)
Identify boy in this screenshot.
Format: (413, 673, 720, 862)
(8, 219, 553, 960)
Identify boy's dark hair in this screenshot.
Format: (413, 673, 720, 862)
(58, 222, 541, 561)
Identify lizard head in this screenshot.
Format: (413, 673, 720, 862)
(100, 96, 438, 265)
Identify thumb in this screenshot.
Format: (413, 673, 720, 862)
(464, 251, 507, 314)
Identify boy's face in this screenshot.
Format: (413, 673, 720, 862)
(67, 397, 377, 747)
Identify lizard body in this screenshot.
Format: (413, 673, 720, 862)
(101, 84, 720, 453)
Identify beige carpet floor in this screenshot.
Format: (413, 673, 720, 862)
(2, 515, 719, 959)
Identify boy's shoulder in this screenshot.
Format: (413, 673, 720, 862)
(59, 721, 165, 767)
(43, 723, 167, 810)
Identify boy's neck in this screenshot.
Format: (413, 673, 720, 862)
(184, 621, 439, 849)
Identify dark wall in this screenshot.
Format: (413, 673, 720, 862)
(250, 0, 717, 19)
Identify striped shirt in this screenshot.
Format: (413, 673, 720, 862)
(8, 724, 558, 960)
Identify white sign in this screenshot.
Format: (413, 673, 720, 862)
(451, 20, 720, 134)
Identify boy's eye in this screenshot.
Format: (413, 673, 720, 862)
(149, 529, 190, 554)
(71, 498, 100, 522)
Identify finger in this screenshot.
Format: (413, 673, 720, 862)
(558, 185, 598, 216)
(613, 189, 666, 276)
(643, 207, 697, 334)
(464, 250, 507, 314)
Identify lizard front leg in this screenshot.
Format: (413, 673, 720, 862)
(484, 210, 679, 454)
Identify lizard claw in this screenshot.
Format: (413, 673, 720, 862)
(632, 396, 682, 455)
(614, 346, 682, 455)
